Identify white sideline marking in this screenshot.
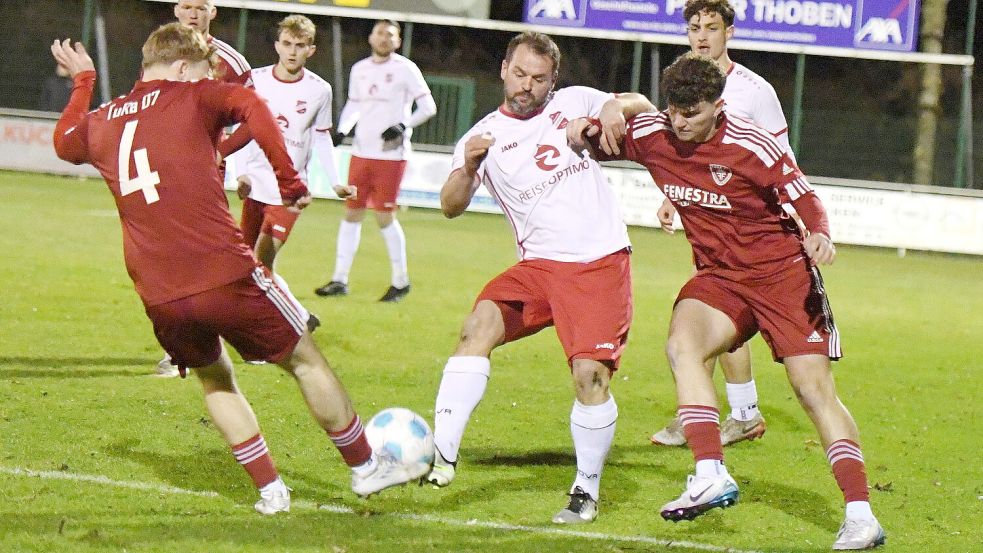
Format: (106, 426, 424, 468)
(2, 466, 762, 553)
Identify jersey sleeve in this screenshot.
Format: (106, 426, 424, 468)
(450, 126, 487, 176)
(405, 61, 432, 102)
(766, 153, 829, 237)
(566, 86, 614, 118)
(752, 83, 793, 156)
(52, 71, 97, 165)
(198, 81, 308, 202)
(314, 83, 334, 132)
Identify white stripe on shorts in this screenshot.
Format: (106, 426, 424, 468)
(251, 267, 306, 335)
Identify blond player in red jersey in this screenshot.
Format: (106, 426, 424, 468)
(570, 53, 884, 550)
(51, 23, 421, 515)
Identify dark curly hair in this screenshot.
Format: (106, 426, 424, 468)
(661, 52, 726, 108)
(683, 0, 736, 26)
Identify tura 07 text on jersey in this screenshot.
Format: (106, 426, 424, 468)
(107, 90, 161, 121)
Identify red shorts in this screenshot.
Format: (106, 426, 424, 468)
(240, 197, 300, 248)
(144, 267, 306, 368)
(675, 264, 842, 362)
(344, 155, 407, 212)
(475, 249, 632, 368)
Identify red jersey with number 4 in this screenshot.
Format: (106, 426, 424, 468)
(618, 111, 823, 284)
(54, 74, 306, 306)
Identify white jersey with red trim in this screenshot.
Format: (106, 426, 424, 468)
(209, 36, 253, 88)
(234, 66, 333, 205)
(723, 62, 790, 155)
(340, 53, 432, 161)
(451, 86, 631, 263)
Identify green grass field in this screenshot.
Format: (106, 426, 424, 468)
(0, 170, 981, 552)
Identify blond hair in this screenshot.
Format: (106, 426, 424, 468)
(278, 14, 316, 43)
(142, 22, 215, 69)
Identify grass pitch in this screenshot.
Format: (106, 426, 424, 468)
(0, 170, 981, 552)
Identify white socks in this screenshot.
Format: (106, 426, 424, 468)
(695, 459, 730, 479)
(432, 356, 490, 463)
(331, 220, 362, 284)
(271, 272, 309, 322)
(726, 380, 760, 421)
(845, 501, 875, 521)
(570, 397, 618, 501)
(380, 220, 409, 288)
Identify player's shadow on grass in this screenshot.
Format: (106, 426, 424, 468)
(0, 356, 151, 378)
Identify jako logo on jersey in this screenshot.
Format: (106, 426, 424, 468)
(856, 17, 903, 44)
(548, 111, 569, 129)
(275, 114, 289, 130)
(595, 342, 615, 350)
(534, 144, 562, 171)
(296, 100, 307, 114)
(501, 141, 518, 152)
(663, 184, 732, 209)
(709, 164, 732, 186)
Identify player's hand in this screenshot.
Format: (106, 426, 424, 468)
(381, 123, 406, 142)
(50, 39, 95, 77)
(331, 131, 347, 146)
(597, 99, 627, 156)
(566, 118, 600, 158)
(333, 184, 356, 199)
(285, 192, 312, 213)
(236, 176, 252, 200)
(463, 132, 495, 176)
(803, 233, 836, 265)
(657, 198, 676, 234)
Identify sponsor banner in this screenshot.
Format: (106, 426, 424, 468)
(523, 0, 920, 52)
(4, 113, 978, 255)
(255, 0, 491, 18)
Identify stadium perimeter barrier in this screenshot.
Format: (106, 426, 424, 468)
(5, 107, 981, 257)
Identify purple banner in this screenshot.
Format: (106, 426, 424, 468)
(523, 0, 920, 52)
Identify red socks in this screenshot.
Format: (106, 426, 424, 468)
(827, 439, 870, 503)
(328, 415, 373, 467)
(679, 405, 724, 462)
(231, 434, 278, 489)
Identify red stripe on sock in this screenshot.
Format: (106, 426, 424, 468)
(231, 434, 279, 489)
(328, 415, 372, 467)
(679, 405, 723, 462)
(828, 439, 870, 502)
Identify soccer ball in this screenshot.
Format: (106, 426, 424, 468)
(364, 407, 435, 478)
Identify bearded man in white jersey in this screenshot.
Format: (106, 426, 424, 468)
(421, 31, 654, 525)
(651, 0, 793, 448)
(314, 19, 436, 303)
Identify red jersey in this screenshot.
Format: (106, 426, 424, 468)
(210, 36, 253, 88)
(618, 111, 828, 283)
(54, 72, 307, 306)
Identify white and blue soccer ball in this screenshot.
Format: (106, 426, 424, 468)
(365, 407, 435, 476)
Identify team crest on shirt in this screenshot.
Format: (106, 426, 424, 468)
(548, 111, 569, 129)
(296, 100, 307, 114)
(385, 73, 393, 83)
(275, 114, 289, 130)
(533, 144, 562, 171)
(709, 164, 732, 186)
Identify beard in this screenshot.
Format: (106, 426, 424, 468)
(504, 86, 550, 115)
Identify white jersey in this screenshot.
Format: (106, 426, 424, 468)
(452, 87, 631, 263)
(723, 62, 792, 155)
(340, 53, 432, 161)
(234, 66, 334, 205)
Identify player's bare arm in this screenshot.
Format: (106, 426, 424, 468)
(803, 233, 836, 265)
(597, 93, 656, 155)
(236, 175, 252, 200)
(50, 39, 94, 77)
(441, 133, 494, 218)
(657, 198, 676, 234)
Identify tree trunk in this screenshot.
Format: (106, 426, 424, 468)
(913, 0, 949, 185)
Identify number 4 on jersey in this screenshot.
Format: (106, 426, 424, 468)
(118, 120, 160, 204)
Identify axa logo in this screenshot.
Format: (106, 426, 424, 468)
(856, 17, 903, 44)
(534, 144, 561, 171)
(528, 0, 578, 19)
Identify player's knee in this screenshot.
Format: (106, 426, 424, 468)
(571, 359, 610, 399)
(457, 303, 503, 353)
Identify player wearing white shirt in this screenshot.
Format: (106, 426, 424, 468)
(315, 19, 437, 303)
(422, 32, 654, 525)
(227, 16, 351, 338)
(651, 0, 793, 449)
